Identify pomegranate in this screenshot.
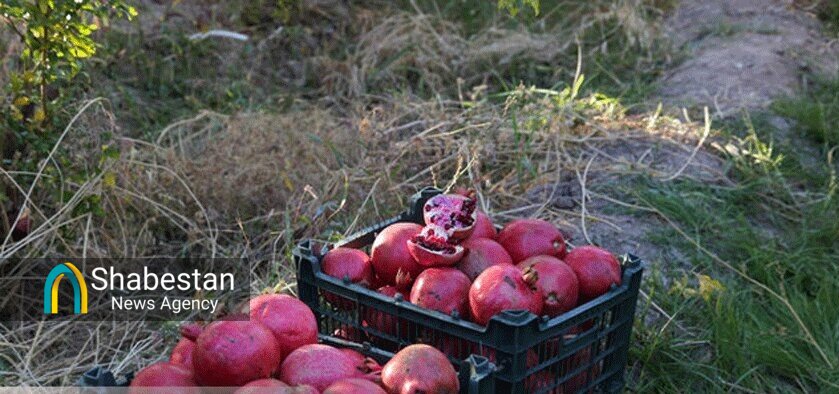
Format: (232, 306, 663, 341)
(409, 267, 471, 318)
(376, 285, 410, 300)
(322, 247, 373, 286)
(564, 245, 622, 301)
(517, 255, 579, 317)
(497, 219, 567, 263)
(456, 238, 513, 281)
(381, 344, 459, 394)
(333, 325, 367, 343)
(324, 378, 387, 394)
(280, 344, 360, 391)
(562, 345, 600, 393)
(407, 224, 465, 267)
(422, 193, 478, 240)
(234, 378, 288, 393)
(371, 222, 425, 289)
(433, 335, 476, 360)
(526, 371, 561, 394)
(169, 322, 201, 369)
(468, 265, 543, 325)
(279, 386, 320, 394)
(249, 293, 318, 356)
(339, 348, 383, 374)
(128, 362, 196, 393)
(468, 211, 497, 240)
(10, 208, 30, 241)
(192, 320, 282, 386)
(169, 338, 195, 369)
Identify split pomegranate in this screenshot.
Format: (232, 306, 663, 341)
(381, 344, 460, 394)
(234, 378, 288, 393)
(169, 322, 201, 369)
(128, 362, 196, 393)
(370, 222, 425, 289)
(323, 378, 387, 394)
(249, 293, 318, 356)
(409, 267, 471, 318)
(497, 219, 567, 263)
(468, 264, 544, 325)
(280, 344, 360, 392)
(456, 237, 513, 281)
(192, 320, 282, 386)
(422, 192, 478, 240)
(407, 224, 464, 267)
(322, 247, 373, 286)
(564, 245, 622, 301)
(468, 211, 497, 240)
(517, 255, 579, 317)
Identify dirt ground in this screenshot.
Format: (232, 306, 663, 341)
(656, 0, 838, 116)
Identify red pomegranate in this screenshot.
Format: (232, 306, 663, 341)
(324, 378, 387, 394)
(333, 325, 367, 343)
(322, 247, 373, 286)
(169, 338, 195, 369)
(376, 285, 410, 300)
(275, 386, 319, 394)
(456, 237, 513, 281)
(169, 322, 201, 369)
(339, 348, 383, 374)
(468, 211, 497, 240)
(409, 267, 471, 318)
(10, 208, 30, 241)
(280, 344, 360, 392)
(382, 344, 459, 394)
(249, 294, 318, 356)
(562, 345, 601, 393)
(365, 290, 409, 344)
(407, 224, 465, 267)
(468, 265, 543, 325)
(128, 362, 196, 393)
(192, 320, 282, 386)
(234, 378, 288, 393)
(497, 219, 567, 263)
(517, 255, 579, 317)
(564, 245, 622, 301)
(371, 222, 425, 289)
(422, 193, 478, 240)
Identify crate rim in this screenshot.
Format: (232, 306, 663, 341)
(297, 239, 644, 337)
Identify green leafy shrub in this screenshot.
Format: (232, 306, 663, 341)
(2, 0, 136, 129)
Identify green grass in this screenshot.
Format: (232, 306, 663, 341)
(624, 80, 839, 391)
(773, 77, 839, 150)
(817, 0, 839, 35)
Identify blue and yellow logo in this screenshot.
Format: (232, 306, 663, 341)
(43, 262, 88, 314)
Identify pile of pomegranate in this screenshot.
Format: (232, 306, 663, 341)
(128, 190, 624, 393)
(129, 293, 460, 393)
(328, 191, 623, 327)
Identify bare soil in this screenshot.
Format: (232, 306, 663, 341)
(656, 0, 838, 116)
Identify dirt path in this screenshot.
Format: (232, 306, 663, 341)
(655, 0, 838, 117)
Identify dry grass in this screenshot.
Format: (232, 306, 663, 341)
(0, 81, 720, 385)
(0, 0, 700, 387)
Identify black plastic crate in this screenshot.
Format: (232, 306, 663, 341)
(294, 187, 645, 393)
(79, 334, 494, 393)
